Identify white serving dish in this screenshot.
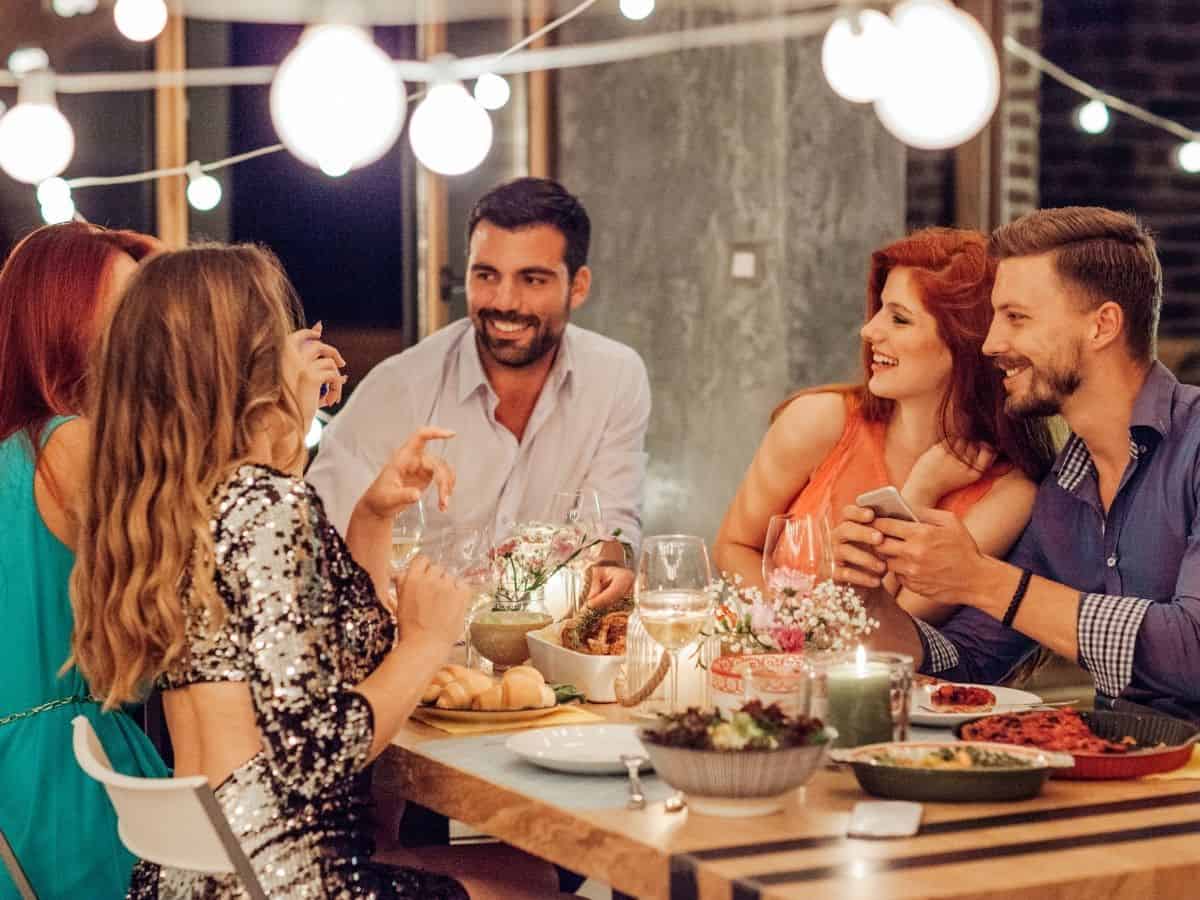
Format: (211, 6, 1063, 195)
(526, 622, 625, 703)
(506, 724, 650, 774)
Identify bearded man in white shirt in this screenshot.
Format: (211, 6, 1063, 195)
(307, 177, 649, 609)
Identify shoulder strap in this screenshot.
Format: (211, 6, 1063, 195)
(39, 414, 79, 449)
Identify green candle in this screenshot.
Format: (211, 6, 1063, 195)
(825, 648, 893, 748)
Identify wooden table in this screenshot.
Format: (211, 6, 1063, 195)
(377, 705, 1200, 899)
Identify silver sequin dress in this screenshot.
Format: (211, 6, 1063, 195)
(127, 464, 468, 900)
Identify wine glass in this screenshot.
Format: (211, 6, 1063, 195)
(391, 498, 425, 573)
(762, 513, 832, 600)
(547, 489, 603, 618)
(635, 535, 714, 714)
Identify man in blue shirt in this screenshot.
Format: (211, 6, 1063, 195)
(837, 206, 1200, 722)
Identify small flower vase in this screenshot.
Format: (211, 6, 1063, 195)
(467, 588, 552, 673)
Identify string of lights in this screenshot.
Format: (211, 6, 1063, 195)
(5, 0, 1199, 228)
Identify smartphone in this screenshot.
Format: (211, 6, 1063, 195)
(855, 486, 920, 523)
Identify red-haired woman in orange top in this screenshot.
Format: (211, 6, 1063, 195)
(714, 228, 1056, 623)
(0, 223, 169, 899)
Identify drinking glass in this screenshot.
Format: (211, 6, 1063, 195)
(635, 535, 714, 714)
(762, 513, 833, 599)
(547, 489, 604, 618)
(435, 526, 496, 669)
(391, 498, 425, 573)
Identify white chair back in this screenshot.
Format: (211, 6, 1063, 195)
(70, 716, 267, 900)
(0, 826, 38, 900)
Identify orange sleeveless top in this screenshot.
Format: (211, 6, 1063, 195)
(786, 393, 1011, 526)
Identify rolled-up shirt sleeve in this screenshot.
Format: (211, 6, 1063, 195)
(1119, 521, 1200, 703)
(581, 348, 650, 555)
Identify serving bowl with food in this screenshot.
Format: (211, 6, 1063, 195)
(637, 701, 835, 817)
(526, 601, 631, 702)
(832, 741, 1074, 802)
(955, 708, 1200, 779)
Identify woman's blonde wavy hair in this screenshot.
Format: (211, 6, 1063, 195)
(69, 244, 306, 708)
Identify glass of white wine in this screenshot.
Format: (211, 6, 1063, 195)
(635, 534, 714, 715)
(391, 498, 425, 573)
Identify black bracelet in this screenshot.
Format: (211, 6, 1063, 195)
(1002, 568, 1033, 629)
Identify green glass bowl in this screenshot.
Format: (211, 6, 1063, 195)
(831, 741, 1074, 803)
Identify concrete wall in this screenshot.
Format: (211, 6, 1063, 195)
(557, 4, 905, 542)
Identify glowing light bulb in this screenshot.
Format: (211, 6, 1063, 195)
(821, 10, 898, 104)
(620, 0, 655, 20)
(873, 0, 1000, 150)
(473, 73, 511, 111)
(37, 176, 71, 207)
(7, 47, 50, 76)
(185, 163, 222, 211)
(0, 71, 75, 184)
(52, 0, 97, 16)
(1075, 100, 1110, 135)
(40, 195, 76, 224)
(270, 25, 407, 177)
(408, 81, 493, 176)
(1177, 141, 1200, 174)
(113, 0, 168, 43)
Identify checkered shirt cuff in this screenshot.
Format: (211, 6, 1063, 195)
(1077, 593, 1152, 699)
(914, 617, 960, 674)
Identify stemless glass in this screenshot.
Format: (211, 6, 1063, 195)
(762, 513, 833, 598)
(435, 526, 496, 669)
(547, 489, 603, 618)
(635, 535, 714, 715)
(391, 498, 425, 573)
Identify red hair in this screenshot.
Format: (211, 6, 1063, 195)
(777, 228, 1055, 481)
(0, 222, 161, 447)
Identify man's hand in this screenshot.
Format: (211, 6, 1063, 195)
(871, 507, 987, 604)
(585, 563, 635, 610)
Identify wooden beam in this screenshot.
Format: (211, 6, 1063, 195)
(954, 0, 1004, 232)
(154, 13, 187, 248)
(418, 18, 450, 338)
(527, 0, 553, 178)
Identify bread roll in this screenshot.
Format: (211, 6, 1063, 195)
(458, 670, 494, 698)
(473, 684, 505, 711)
(537, 684, 556, 709)
(435, 680, 475, 709)
(421, 681, 443, 704)
(501, 676, 545, 710)
(502, 666, 545, 687)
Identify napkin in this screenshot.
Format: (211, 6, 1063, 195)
(1142, 745, 1200, 780)
(410, 705, 607, 735)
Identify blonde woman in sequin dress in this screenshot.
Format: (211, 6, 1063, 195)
(69, 245, 563, 899)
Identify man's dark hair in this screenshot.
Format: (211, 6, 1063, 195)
(989, 206, 1162, 361)
(466, 177, 591, 279)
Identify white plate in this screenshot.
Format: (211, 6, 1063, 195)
(506, 724, 650, 774)
(909, 683, 1042, 727)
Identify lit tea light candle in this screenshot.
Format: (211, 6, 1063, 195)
(825, 645, 893, 748)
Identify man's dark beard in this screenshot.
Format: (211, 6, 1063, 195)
(1002, 348, 1083, 418)
(474, 311, 562, 368)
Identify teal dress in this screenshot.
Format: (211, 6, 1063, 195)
(0, 417, 168, 900)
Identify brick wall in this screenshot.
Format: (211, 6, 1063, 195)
(1040, 0, 1200, 337)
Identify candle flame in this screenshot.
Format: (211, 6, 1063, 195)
(855, 644, 867, 674)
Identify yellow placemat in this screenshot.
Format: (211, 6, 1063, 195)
(411, 704, 606, 735)
(1142, 745, 1200, 780)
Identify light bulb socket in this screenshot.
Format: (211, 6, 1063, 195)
(17, 68, 57, 107)
(185, 160, 205, 181)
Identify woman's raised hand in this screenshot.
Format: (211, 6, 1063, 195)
(902, 439, 996, 508)
(286, 322, 348, 417)
(360, 427, 457, 519)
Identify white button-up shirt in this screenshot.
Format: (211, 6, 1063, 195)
(306, 319, 650, 551)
